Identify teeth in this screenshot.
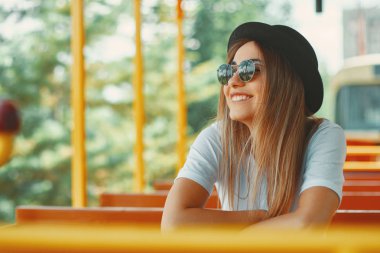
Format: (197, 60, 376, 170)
(231, 95, 251, 102)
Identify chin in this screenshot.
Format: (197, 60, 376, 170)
(229, 113, 251, 125)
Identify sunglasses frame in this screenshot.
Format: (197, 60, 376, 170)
(217, 59, 261, 85)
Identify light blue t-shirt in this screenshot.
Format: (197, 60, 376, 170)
(176, 119, 346, 211)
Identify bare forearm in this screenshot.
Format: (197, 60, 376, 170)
(245, 209, 334, 230)
(246, 212, 306, 230)
(161, 208, 267, 231)
(246, 187, 339, 230)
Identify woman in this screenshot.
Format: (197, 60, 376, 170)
(161, 22, 346, 230)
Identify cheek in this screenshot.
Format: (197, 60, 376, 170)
(254, 81, 265, 99)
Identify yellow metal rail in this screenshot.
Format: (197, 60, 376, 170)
(0, 133, 14, 167)
(176, 0, 187, 173)
(1, 224, 380, 252)
(133, 0, 145, 192)
(70, 0, 87, 207)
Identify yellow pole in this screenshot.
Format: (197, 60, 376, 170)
(176, 0, 187, 173)
(0, 133, 14, 167)
(133, 0, 145, 192)
(70, 0, 87, 207)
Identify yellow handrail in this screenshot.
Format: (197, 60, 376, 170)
(70, 0, 87, 207)
(133, 0, 145, 192)
(0, 133, 14, 167)
(1, 224, 380, 252)
(176, 0, 187, 173)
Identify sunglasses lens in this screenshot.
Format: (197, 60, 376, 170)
(217, 64, 233, 85)
(238, 60, 255, 82)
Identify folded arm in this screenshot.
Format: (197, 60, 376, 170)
(161, 178, 267, 231)
(246, 186, 339, 230)
(161, 178, 339, 231)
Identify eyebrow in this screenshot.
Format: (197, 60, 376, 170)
(231, 58, 262, 65)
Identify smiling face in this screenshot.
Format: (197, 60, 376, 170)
(223, 41, 266, 127)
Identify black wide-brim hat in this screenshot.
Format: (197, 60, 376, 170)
(228, 22, 323, 115)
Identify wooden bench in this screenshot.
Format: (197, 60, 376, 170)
(16, 206, 163, 224)
(100, 192, 167, 208)
(347, 146, 380, 156)
(343, 180, 380, 191)
(16, 206, 380, 225)
(332, 210, 380, 224)
(100, 191, 380, 210)
(347, 139, 379, 146)
(100, 192, 380, 210)
(152, 181, 173, 191)
(100, 192, 220, 208)
(339, 192, 380, 210)
(344, 161, 380, 171)
(344, 171, 380, 180)
(346, 146, 380, 161)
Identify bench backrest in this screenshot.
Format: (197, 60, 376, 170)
(15, 206, 380, 225)
(343, 180, 380, 191)
(100, 192, 220, 208)
(16, 206, 163, 224)
(99, 192, 380, 210)
(340, 192, 380, 210)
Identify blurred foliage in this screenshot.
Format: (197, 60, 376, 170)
(0, 0, 290, 222)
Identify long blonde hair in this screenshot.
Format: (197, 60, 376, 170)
(216, 40, 322, 217)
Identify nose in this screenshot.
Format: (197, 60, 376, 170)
(227, 72, 245, 88)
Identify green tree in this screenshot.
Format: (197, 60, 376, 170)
(0, 0, 132, 222)
(0, 0, 291, 223)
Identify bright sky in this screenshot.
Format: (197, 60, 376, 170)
(290, 0, 380, 74)
(291, 0, 343, 74)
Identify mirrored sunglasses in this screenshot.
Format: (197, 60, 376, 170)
(217, 59, 261, 85)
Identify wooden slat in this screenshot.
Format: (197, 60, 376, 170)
(152, 180, 173, 191)
(343, 180, 380, 191)
(100, 192, 380, 210)
(347, 139, 379, 146)
(99, 193, 380, 210)
(99, 192, 220, 208)
(340, 192, 380, 210)
(344, 171, 380, 180)
(16, 206, 162, 224)
(347, 146, 380, 156)
(16, 206, 380, 226)
(344, 161, 380, 171)
(100, 193, 167, 208)
(332, 210, 380, 224)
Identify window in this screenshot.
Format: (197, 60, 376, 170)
(336, 84, 380, 130)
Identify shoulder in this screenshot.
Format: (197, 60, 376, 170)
(198, 122, 221, 139)
(191, 122, 222, 150)
(309, 119, 346, 147)
(305, 118, 347, 163)
(313, 119, 344, 136)
(176, 122, 222, 194)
